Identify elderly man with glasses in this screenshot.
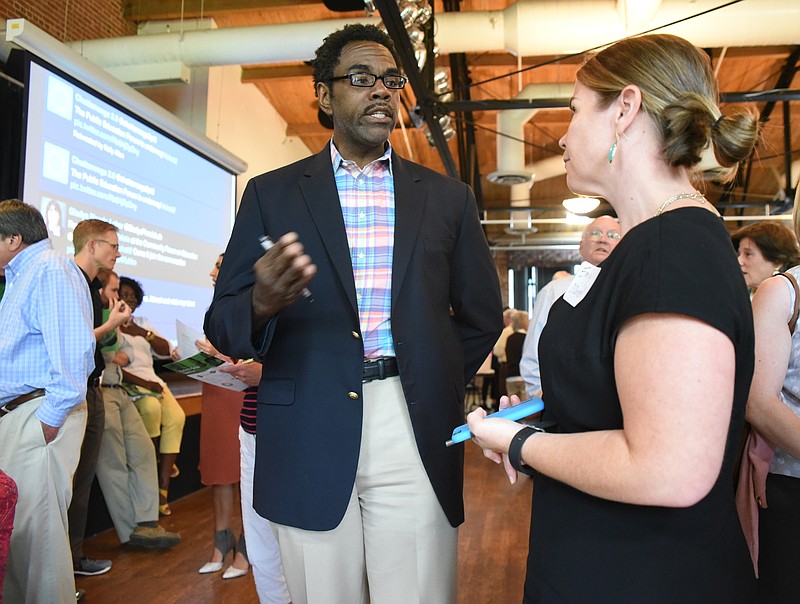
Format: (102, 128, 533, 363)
(520, 215, 621, 398)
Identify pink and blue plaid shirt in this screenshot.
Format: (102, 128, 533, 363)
(330, 141, 395, 358)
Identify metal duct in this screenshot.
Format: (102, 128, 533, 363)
(489, 84, 573, 230)
(437, 0, 800, 56)
(65, 0, 800, 70)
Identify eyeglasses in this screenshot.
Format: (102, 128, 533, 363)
(589, 230, 621, 241)
(95, 239, 120, 251)
(330, 72, 407, 90)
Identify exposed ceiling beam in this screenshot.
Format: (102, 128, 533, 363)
(450, 50, 483, 207)
(242, 46, 799, 74)
(443, 0, 483, 205)
(442, 98, 571, 112)
(374, 0, 458, 179)
(757, 47, 800, 124)
(708, 45, 798, 59)
(286, 122, 332, 136)
(124, 0, 322, 21)
(241, 64, 313, 82)
(440, 90, 800, 113)
(465, 54, 582, 68)
(460, 45, 795, 71)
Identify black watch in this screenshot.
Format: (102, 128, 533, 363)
(508, 425, 544, 476)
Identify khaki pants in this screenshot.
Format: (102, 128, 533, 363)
(240, 428, 291, 604)
(0, 397, 86, 604)
(273, 377, 458, 604)
(68, 385, 105, 563)
(96, 387, 159, 542)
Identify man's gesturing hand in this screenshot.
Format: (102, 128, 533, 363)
(252, 232, 316, 322)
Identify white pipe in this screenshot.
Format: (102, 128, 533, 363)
(791, 160, 800, 188)
(780, 159, 800, 197)
(525, 155, 567, 182)
(616, 0, 663, 31)
(66, 0, 800, 68)
(481, 212, 793, 229)
(497, 83, 572, 174)
(67, 18, 374, 67)
(487, 211, 792, 250)
(464, 0, 800, 57)
(496, 84, 571, 224)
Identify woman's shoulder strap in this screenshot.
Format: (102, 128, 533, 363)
(777, 271, 800, 333)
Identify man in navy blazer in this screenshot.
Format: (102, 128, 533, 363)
(204, 24, 502, 604)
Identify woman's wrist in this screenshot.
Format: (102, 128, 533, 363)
(508, 425, 545, 476)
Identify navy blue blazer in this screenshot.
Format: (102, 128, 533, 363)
(204, 144, 503, 530)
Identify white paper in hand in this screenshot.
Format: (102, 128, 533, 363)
(169, 320, 247, 391)
(176, 319, 205, 360)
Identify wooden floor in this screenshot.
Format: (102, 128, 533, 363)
(77, 443, 532, 603)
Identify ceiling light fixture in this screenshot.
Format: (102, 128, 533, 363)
(564, 211, 592, 225)
(562, 197, 600, 214)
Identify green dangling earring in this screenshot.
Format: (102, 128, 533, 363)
(607, 132, 620, 163)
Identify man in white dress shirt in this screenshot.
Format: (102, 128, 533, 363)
(520, 215, 621, 397)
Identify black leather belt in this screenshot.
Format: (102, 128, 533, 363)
(363, 357, 399, 383)
(0, 388, 46, 416)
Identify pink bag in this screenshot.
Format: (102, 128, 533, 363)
(735, 427, 774, 577)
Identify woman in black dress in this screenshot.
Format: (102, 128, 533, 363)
(468, 34, 760, 603)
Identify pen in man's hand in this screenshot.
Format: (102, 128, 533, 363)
(259, 235, 314, 301)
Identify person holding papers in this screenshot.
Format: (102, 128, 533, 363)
(195, 254, 250, 579)
(117, 275, 185, 516)
(467, 34, 759, 602)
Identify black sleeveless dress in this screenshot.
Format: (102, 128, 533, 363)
(529, 208, 757, 603)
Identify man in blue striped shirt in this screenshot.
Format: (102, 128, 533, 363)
(0, 199, 95, 604)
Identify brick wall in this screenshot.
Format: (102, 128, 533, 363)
(0, 0, 135, 42)
(494, 250, 509, 308)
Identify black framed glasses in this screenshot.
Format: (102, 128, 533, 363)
(330, 72, 407, 90)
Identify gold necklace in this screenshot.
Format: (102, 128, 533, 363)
(655, 192, 707, 216)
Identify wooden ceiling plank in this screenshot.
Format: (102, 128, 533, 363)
(124, 0, 323, 22)
(242, 64, 314, 82)
(286, 123, 329, 136)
